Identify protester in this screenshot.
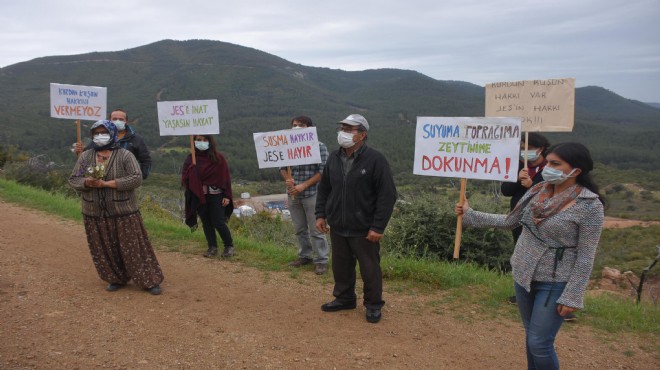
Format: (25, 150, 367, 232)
(182, 134, 235, 258)
(75, 108, 152, 179)
(455, 142, 604, 369)
(280, 116, 330, 274)
(500, 133, 576, 319)
(316, 114, 397, 323)
(68, 120, 164, 295)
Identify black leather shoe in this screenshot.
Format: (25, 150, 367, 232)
(366, 308, 381, 323)
(106, 283, 124, 292)
(321, 300, 357, 312)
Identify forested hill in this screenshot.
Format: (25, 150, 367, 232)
(0, 39, 658, 180)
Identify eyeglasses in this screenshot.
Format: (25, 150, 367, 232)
(336, 126, 361, 133)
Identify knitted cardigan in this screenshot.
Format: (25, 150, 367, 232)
(68, 148, 143, 217)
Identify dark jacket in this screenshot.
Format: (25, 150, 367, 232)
(85, 125, 151, 179)
(316, 144, 397, 237)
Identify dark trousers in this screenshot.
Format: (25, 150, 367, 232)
(329, 230, 384, 309)
(198, 194, 233, 248)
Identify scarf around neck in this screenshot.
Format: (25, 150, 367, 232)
(529, 182, 583, 224)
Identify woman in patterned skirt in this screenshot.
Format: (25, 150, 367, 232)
(69, 120, 163, 295)
(455, 142, 604, 370)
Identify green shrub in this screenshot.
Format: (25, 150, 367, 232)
(383, 193, 514, 271)
(4, 157, 77, 197)
(230, 211, 296, 249)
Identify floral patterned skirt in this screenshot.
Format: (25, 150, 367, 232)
(83, 212, 164, 289)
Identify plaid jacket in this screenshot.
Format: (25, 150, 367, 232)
(283, 141, 328, 199)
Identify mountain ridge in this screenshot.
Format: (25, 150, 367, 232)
(1, 39, 658, 179)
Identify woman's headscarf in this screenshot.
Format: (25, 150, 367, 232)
(90, 119, 119, 151)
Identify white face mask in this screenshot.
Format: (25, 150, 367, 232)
(112, 120, 126, 131)
(337, 131, 356, 148)
(195, 140, 210, 151)
(542, 167, 577, 185)
(93, 134, 111, 147)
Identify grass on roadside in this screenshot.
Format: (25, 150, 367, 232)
(0, 177, 658, 338)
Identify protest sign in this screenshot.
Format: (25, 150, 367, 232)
(157, 100, 219, 136)
(413, 117, 522, 182)
(253, 127, 321, 169)
(50, 83, 107, 121)
(485, 78, 575, 132)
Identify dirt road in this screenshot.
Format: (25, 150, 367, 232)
(0, 200, 655, 369)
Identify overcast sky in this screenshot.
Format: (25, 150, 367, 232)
(2, 0, 659, 102)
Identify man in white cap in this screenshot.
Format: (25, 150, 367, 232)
(315, 113, 397, 323)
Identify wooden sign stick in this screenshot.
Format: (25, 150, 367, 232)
(453, 178, 467, 259)
(523, 131, 529, 169)
(75, 119, 81, 158)
(189, 135, 197, 165)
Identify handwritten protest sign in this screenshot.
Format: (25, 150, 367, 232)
(50, 83, 107, 121)
(157, 100, 219, 136)
(413, 117, 522, 182)
(253, 127, 321, 169)
(485, 78, 575, 132)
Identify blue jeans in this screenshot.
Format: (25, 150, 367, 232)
(288, 194, 328, 264)
(515, 281, 567, 370)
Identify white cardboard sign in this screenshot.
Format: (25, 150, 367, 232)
(413, 117, 522, 182)
(157, 100, 220, 136)
(253, 127, 321, 169)
(50, 83, 107, 120)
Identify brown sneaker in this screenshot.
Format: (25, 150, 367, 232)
(315, 263, 328, 275)
(288, 258, 313, 267)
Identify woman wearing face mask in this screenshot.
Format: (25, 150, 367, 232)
(455, 142, 604, 370)
(69, 120, 164, 295)
(182, 135, 235, 258)
(74, 109, 152, 179)
(501, 132, 551, 242)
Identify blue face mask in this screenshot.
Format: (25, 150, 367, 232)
(520, 149, 540, 162)
(195, 141, 209, 151)
(542, 167, 577, 184)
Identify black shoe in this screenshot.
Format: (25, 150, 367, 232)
(288, 257, 313, 267)
(321, 300, 357, 312)
(366, 308, 382, 323)
(507, 295, 517, 305)
(106, 283, 124, 292)
(203, 247, 218, 258)
(221, 246, 235, 258)
(564, 313, 577, 322)
(147, 285, 162, 295)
